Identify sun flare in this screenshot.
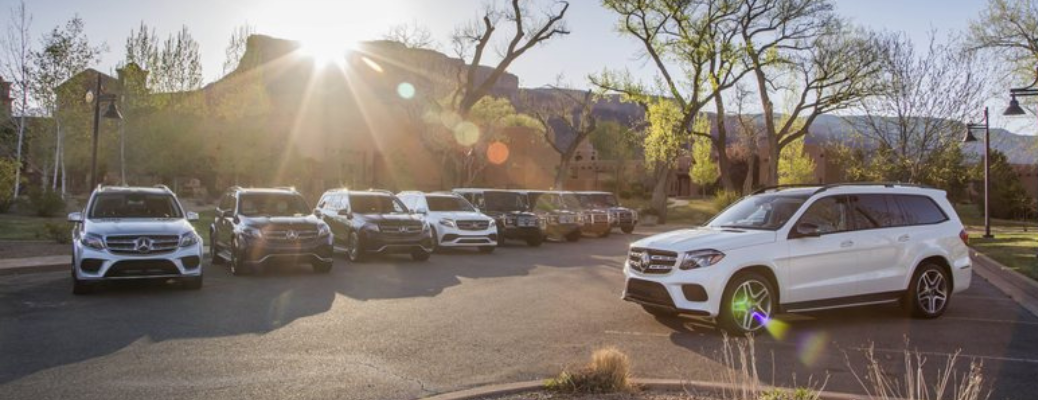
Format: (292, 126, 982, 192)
(299, 37, 354, 66)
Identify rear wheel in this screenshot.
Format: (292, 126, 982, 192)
(478, 246, 495, 254)
(565, 229, 581, 242)
(525, 235, 543, 247)
(718, 273, 775, 334)
(905, 262, 951, 319)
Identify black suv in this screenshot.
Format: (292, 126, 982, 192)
(523, 190, 582, 242)
(576, 191, 638, 233)
(315, 189, 433, 262)
(454, 189, 545, 247)
(210, 187, 333, 275)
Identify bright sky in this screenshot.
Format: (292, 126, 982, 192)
(4, 0, 1033, 133)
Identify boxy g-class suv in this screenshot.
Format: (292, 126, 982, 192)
(623, 183, 971, 334)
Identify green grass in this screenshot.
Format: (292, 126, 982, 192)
(619, 196, 718, 226)
(954, 203, 1038, 281)
(0, 214, 68, 241)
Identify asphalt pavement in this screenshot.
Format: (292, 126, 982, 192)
(1, 228, 1037, 400)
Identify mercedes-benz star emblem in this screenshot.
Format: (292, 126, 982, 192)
(640, 253, 651, 272)
(134, 237, 154, 254)
(286, 230, 298, 240)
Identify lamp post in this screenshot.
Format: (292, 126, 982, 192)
(963, 107, 992, 239)
(87, 73, 123, 190)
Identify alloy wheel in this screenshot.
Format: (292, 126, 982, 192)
(730, 280, 773, 332)
(916, 270, 948, 314)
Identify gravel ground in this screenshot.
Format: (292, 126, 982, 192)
(0, 241, 70, 259)
(480, 390, 713, 400)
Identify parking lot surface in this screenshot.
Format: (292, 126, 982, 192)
(2, 228, 1037, 400)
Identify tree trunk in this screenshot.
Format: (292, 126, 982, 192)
(767, 134, 780, 186)
(651, 163, 671, 225)
(52, 120, 61, 191)
(743, 152, 756, 195)
(120, 121, 127, 185)
(553, 149, 576, 190)
(712, 95, 734, 191)
(13, 116, 26, 200)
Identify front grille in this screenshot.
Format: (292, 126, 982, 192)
(618, 211, 634, 222)
(105, 259, 180, 277)
(378, 222, 423, 235)
(628, 248, 678, 274)
(625, 279, 674, 307)
(590, 213, 609, 224)
(456, 220, 490, 231)
(263, 228, 319, 241)
(515, 217, 538, 227)
(106, 235, 180, 255)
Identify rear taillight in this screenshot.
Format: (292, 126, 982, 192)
(959, 229, 969, 245)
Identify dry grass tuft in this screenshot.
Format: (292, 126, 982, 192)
(546, 347, 634, 393)
(850, 342, 989, 400)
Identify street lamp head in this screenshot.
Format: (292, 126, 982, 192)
(961, 128, 978, 143)
(1004, 95, 1026, 116)
(103, 101, 122, 120)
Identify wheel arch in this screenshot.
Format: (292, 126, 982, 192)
(729, 265, 780, 305)
(911, 255, 953, 290)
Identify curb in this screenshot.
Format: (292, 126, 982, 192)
(969, 248, 1038, 318)
(422, 378, 870, 400)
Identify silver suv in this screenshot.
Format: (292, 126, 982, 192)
(68, 186, 203, 294)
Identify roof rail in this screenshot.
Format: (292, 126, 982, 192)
(228, 185, 243, 192)
(274, 186, 296, 192)
(154, 184, 171, 191)
(751, 184, 821, 195)
(367, 189, 393, 194)
(812, 181, 934, 195)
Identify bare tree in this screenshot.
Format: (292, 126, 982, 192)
(849, 33, 993, 185)
(153, 26, 203, 93)
(382, 20, 437, 50)
(0, 1, 31, 200)
(730, 83, 763, 194)
(450, 0, 570, 117)
(223, 23, 255, 76)
(969, 0, 1038, 80)
(524, 87, 597, 189)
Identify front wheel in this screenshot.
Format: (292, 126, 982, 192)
(313, 261, 332, 274)
(429, 226, 439, 252)
(621, 226, 635, 234)
(565, 230, 581, 242)
(411, 250, 431, 261)
(209, 230, 224, 265)
(905, 263, 951, 319)
(347, 232, 366, 263)
(525, 235, 543, 247)
(181, 275, 203, 290)
(72, 270, 94, 295)
(229, 240, 253, 276)
(718, 273, 776, 334)
(599, 229, 611, 238)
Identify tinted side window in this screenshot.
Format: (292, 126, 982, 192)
(219, 193, 234, 211)
(798, 196, 851, 234)
(896, 195, 947, 225)
(850, 194, 898, 229)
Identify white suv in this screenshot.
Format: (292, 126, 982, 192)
(397, 191, 498, 253)
(623, 183, 971, 333)
(68, 186, 203, 294)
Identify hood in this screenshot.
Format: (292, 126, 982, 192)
(608, 206, 634, 213)
(85, 218, 196, 236)
(357, 213, 424, 223)
(428, 211, 491, 221)
(631, 227, 777, 252)
(242, 215, 324, 230)
(483, 210, 537, 218)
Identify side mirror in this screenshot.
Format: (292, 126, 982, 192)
(415, 207, 428, 215)
(314, 209, 323, 217)
(68, 212, 83, 223)
(217, 209, 230, 218)
(186, 211, 200, 221)
(338, 209, 352, 219)
(795, 222, 821, 238)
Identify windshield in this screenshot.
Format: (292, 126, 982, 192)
(707, 193, 809, 230)
(426, 195, 475, 212)
(350, 194, 408, 214)
(529, 192, 563, 212)
(484, 191, 525, 212)
(89, 192, 183, 219)
(239, 193, 310, 217)
(561, 194, 582, 210)
(577, 193, 618, 208)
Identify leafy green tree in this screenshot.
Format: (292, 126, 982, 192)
(526, 88, 598, 190)
(0, 157, 16, 211)
(1, 1, 33, 200)
(689, 136, 718, 195)
(986, 150, 1032, 220)
(590, 120, 640, 196)
(777, 137, 816, 185)
(970, 0, 1038, 80)
(460, 96, 540, 186)
(642, 99, 684, 223)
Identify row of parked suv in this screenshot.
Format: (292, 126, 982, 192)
(67, 185, 638, 294)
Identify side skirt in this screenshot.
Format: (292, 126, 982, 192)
(781, 290, 905, 313)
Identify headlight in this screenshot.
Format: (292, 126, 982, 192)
(488, 218, 496, 227)
(179, 232, 200, 247)
(608, 213, 617, 223)
(242, 227, 263, 239)
(538, 218, 547, 228)
(438, 219, 457, 228)
(632, 210, 639, 220)
(365, 223, 381, 232)
(317, 224, 331, 237)
(679, 249, 725, 270)
(81, 233, 105, 250)
(423, 222, 431, 232)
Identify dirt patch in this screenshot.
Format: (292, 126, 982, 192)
(0, 241, 71, 259)
(481, 390, 711, 400)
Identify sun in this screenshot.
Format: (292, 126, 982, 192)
(299, 37, 355, 67)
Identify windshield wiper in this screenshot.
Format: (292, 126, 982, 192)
(716, 224, 769, 230)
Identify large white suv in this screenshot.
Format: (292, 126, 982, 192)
(397, 191, 498, 253)
(623, 183, 971, 333)
(68, 186, 203, 294)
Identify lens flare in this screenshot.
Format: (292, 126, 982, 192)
(488, 142, 510, 164)
(755, 313, 790, 341)
(397, 82, 416, 99)
(361, 56, 383, 73)
(454, 121, 480, 146)
(797, 332, 829, 367)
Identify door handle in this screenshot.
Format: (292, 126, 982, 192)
(897, 234, 910, 242)
(840, 240, 854, 248)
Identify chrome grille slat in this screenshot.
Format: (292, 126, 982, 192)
(105, 235, 179, 255)
(456, 220, 490, 231)
(628, 248, 677, 274)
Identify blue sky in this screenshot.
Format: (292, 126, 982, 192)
(4, 0, 1032, 133)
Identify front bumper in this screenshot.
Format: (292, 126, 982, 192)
(241, 235, 333, 266)
(581, 221, 612, 235)
(500, 226, 543, 241)
(436, 225, 498, 248)
(74, 244, 203, 281)
(546, 222, 581, 237)
(622, 260, 726, 317)
(360, 231, 434, 254)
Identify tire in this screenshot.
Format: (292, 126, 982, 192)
(599, 229, 611, 238)
(347, 231, 366, 263)
(72, 270, 94, 295)
(182, 275, 203, 290)
(209, 230, 224, 265)
(525, 235, 543, 247)
(229, 240, 253, 276)
(430, 226, 440, 252)
(565, 230, 581, 242)
(905, 262, 951, 319)
(478, 246, 495, 254)
(718, 272, 776, 335)
(621, 226, 635, 234)
(641, 304, 677, 318)
(411, 250, 431, 261)
(313, 261, 333, 274)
